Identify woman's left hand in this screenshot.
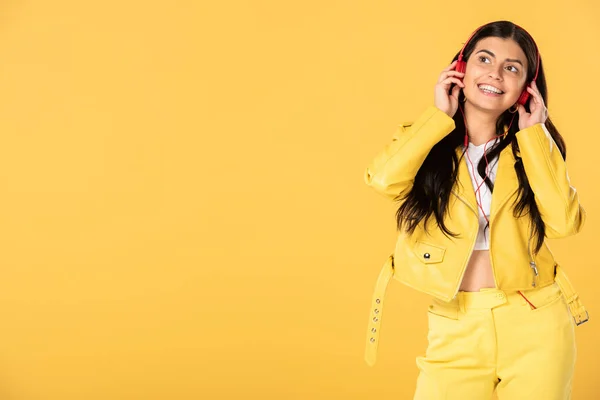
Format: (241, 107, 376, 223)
(517, 81, 548, 130)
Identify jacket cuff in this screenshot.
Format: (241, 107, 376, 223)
(408, 106, 456, 138)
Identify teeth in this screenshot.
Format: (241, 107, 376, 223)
(478, 84, 503, 94)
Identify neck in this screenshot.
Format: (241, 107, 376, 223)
(462, 102, 502, 146)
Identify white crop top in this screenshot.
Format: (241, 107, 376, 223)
(462, 140, 500, 250)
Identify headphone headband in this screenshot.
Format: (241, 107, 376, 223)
(514, 23, 540, 84)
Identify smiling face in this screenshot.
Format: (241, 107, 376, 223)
(462, 36, 529, 113)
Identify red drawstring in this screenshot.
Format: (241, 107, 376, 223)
(458, 103, 517, 226)
(518, 290, 537, 309)
(459, 104, 535, 308)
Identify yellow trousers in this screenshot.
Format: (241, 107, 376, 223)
(413, 282, 576, 399)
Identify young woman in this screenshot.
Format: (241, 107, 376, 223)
(363, 21, 588, 399)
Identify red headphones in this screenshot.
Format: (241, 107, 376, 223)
(455, 23, 540, 106)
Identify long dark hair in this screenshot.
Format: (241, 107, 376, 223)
(395, 20, 566, 255)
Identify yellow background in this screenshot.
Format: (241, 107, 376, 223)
(0, 0, 597, 399)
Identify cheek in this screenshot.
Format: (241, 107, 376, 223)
(463, 68, 486, 89)
(466, 64, 485, 79)
(462, 73, 479, 93)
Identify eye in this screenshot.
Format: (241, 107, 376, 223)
(506, 65, 519, 73)
(478, 56, 490, 63)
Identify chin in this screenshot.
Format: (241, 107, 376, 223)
(468, 100, 507, 113)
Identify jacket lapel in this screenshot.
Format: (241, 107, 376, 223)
(452, 144, 519, 219)
(490, 144, 519, 220)
(453, 146, 478, 213)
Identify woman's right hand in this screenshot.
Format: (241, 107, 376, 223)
(434, 60, 465, 118)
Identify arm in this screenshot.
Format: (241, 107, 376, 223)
(515, 123, 586, 238)
(364, 106, 456, 200)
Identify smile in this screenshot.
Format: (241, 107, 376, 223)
(478, 84, 504, 96)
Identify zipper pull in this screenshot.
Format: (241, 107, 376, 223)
(530, 261, 539, 276)
(530, 261, 538, 287)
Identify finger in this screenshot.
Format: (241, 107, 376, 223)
(451, 84, 461, 98)
(527, 87, 544, 105)
(438, 69, 465, 77)
(439, 79, 465, 90)
(438, 70, 465, 83)
(527, 83, 543, 98)
(439, 77, 465, 87)
(527, 85, 541, 97)
(442, 60, 458, 72)
(528, 97, 547, 118)
(526, 88, 538, 104)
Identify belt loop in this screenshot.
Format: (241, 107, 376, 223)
(458, 293, 466, 313)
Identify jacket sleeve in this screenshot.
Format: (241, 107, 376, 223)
(515, 122, 586, 238)
(363, 106, 456, 200)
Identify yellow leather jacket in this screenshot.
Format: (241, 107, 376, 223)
(364, 105, 586, 302)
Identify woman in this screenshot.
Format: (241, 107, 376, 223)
(363, 21, 588, 399)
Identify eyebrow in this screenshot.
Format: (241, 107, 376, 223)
(475, 49, 524, 67)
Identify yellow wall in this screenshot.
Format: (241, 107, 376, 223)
(0, 0, 597, 398)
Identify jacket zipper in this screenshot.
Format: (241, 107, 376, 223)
(527, 223, 539, 287)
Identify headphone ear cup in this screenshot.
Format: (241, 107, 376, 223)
(455, 60, 466, 74)
(517, 89, 530, 106)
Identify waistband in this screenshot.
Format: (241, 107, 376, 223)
(447, 282, 557, 312)
(364, 255, 589, 367)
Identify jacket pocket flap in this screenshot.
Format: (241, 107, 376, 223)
(412, 241, 446, 264)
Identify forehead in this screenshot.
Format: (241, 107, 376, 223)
(473, 37, 527, 65)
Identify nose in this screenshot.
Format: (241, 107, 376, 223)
(488, 66, 504, 80)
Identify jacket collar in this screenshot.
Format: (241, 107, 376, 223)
(453, 143, 519, 220)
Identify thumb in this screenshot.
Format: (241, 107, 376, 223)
(451, 84, 461, 100)
(517, 103, 526, 117)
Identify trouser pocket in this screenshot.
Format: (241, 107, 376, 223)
(428, 298, 459, 320)
(522, 282, 563, 313)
